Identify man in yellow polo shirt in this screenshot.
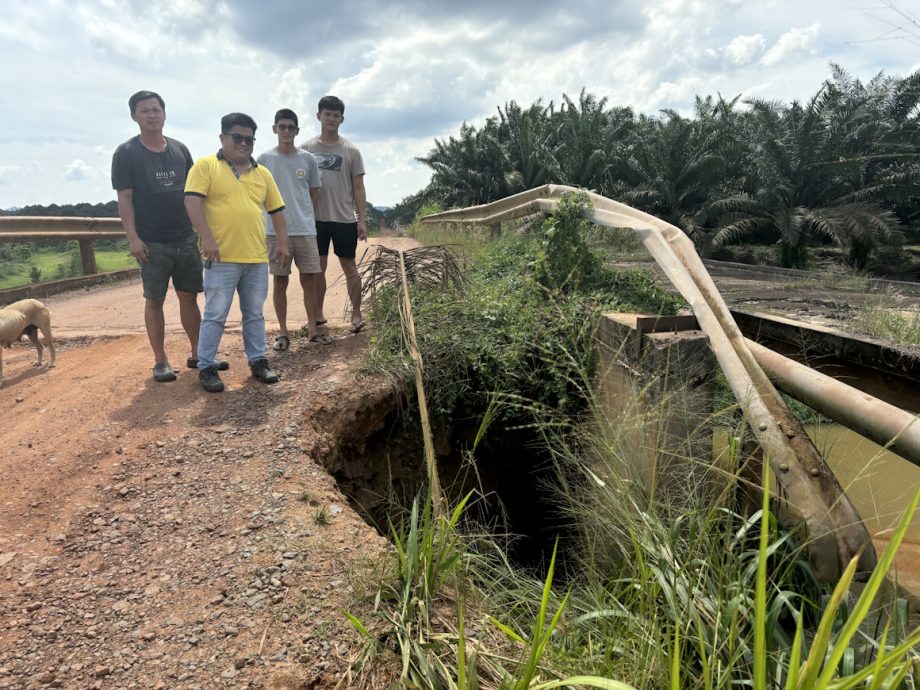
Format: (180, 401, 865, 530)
(185, 112, 290, 393)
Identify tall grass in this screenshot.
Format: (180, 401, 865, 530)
(850, 290, 920, 347)
(350, 195, 920, 688)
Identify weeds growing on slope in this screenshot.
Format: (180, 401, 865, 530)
(348, 192, 920, 688)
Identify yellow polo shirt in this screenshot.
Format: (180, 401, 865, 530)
(185, 152, 285, 263)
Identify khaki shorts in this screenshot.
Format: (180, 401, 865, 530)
(268, 235, 321, 275)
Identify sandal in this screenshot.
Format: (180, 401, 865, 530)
(350, 320, 367, 334)
(309, 333, 333, 344)
(273, 335, 290, 351)
(152, 361, 177, 382)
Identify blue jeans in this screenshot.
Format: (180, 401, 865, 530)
(197, 262, 268, 369)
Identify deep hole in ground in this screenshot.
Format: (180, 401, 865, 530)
(313, 385, 571, 572)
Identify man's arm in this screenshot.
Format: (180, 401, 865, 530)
(309, 187, 319, 211)
(116, 189, 149, 262)
(353, 174, 367, 241)
(184, 195, 220, 262)
(268, 211, 289, 265)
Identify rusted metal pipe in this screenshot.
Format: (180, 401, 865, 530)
(746, 338, 920, 466)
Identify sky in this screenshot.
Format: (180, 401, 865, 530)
(0, 0, 918, 211)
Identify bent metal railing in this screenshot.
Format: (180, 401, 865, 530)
(422, 184, 897, 583)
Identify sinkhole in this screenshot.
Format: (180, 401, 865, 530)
(315, 386, 570, 573)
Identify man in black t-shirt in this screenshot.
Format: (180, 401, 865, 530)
(112, 90, 219, 383)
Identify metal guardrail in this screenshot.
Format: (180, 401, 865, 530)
(422, 184, 883, 583)
(0, 216, 125, 275)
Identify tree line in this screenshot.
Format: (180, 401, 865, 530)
(393, 65, 920, 269)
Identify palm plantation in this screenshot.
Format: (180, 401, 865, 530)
(400, 64, 920, 269)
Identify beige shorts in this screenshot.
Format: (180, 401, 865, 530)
(268, 235, 321, 275)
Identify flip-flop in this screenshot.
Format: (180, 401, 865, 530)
(350, 320, 367, 334)
(273, 335, 290, 351)
(315, 320, 328, 326)
(309, 333, 333, 344)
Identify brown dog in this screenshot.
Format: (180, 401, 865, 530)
(0, 298, 55, 388)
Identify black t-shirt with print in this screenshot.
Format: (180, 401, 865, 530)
(111, 136, 194, 243)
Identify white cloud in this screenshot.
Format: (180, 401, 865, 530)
(63, 160, 97, 182)
(0, 2, 916, 208)
(724, 34, 766, 65)
(761, 23, 821, 66)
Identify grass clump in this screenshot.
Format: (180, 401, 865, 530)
(851, 290, 920, 348)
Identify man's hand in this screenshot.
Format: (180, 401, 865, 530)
(357, 220, 368, 242)
(273, 239, 290, 266)
(128, 237, 149, 262)
(200, 236, 220, 262)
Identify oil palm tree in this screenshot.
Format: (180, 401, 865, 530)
(711, 89, 904, 268)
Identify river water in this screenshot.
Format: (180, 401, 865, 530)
(813, 424, 920, 541)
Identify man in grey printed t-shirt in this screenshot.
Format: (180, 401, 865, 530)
(256, 108, 328, 350)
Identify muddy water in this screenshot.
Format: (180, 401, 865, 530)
(808, 424, 920, 540)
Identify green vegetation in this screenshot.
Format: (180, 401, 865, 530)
(313, 507, 331, 526)
(365, 193, 683, 423)
(0, 243, 135, 290)
(349, 200, 920, 687)
(0, 201, 132, 290)
(390, 65, 920, 273)
(851, 291, 920, 347)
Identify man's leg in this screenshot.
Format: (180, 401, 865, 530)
(338, 256, 363, 327)
(175, 290, 201, 358)
(300, 273, 322, 337)
(316, 255, 328, 325)
(139, 241, 173, 367)
(171, 235, 205, 359)
(197, 262, 240, 369)
(273, 275, 290, 336)
(238, 262, 270, 365)
(314, 222, 333, 326)
(299, 236, 324, 337)
(144, 298, 168, 363)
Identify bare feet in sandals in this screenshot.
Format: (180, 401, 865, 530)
(273, 335, 290, 351)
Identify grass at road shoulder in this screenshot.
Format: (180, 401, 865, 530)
(851, 290, 920, 347)
(0, 248, 136, 290)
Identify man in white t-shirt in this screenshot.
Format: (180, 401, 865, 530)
(302, 95, 368, 334)
(257, 109, 329, 349)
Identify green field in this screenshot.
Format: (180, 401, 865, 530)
(0, 247, 137, 290)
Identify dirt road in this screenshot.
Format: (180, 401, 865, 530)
(0, 237, 417, 689)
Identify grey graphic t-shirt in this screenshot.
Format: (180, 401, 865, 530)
(256, 148, 321, 236)
(302, 136, 365, 224)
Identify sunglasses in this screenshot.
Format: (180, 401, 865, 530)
(276, 124, 297, 132)
(226, 133, 255, 146)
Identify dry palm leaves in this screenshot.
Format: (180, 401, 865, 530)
(360, 245, 463, 300)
